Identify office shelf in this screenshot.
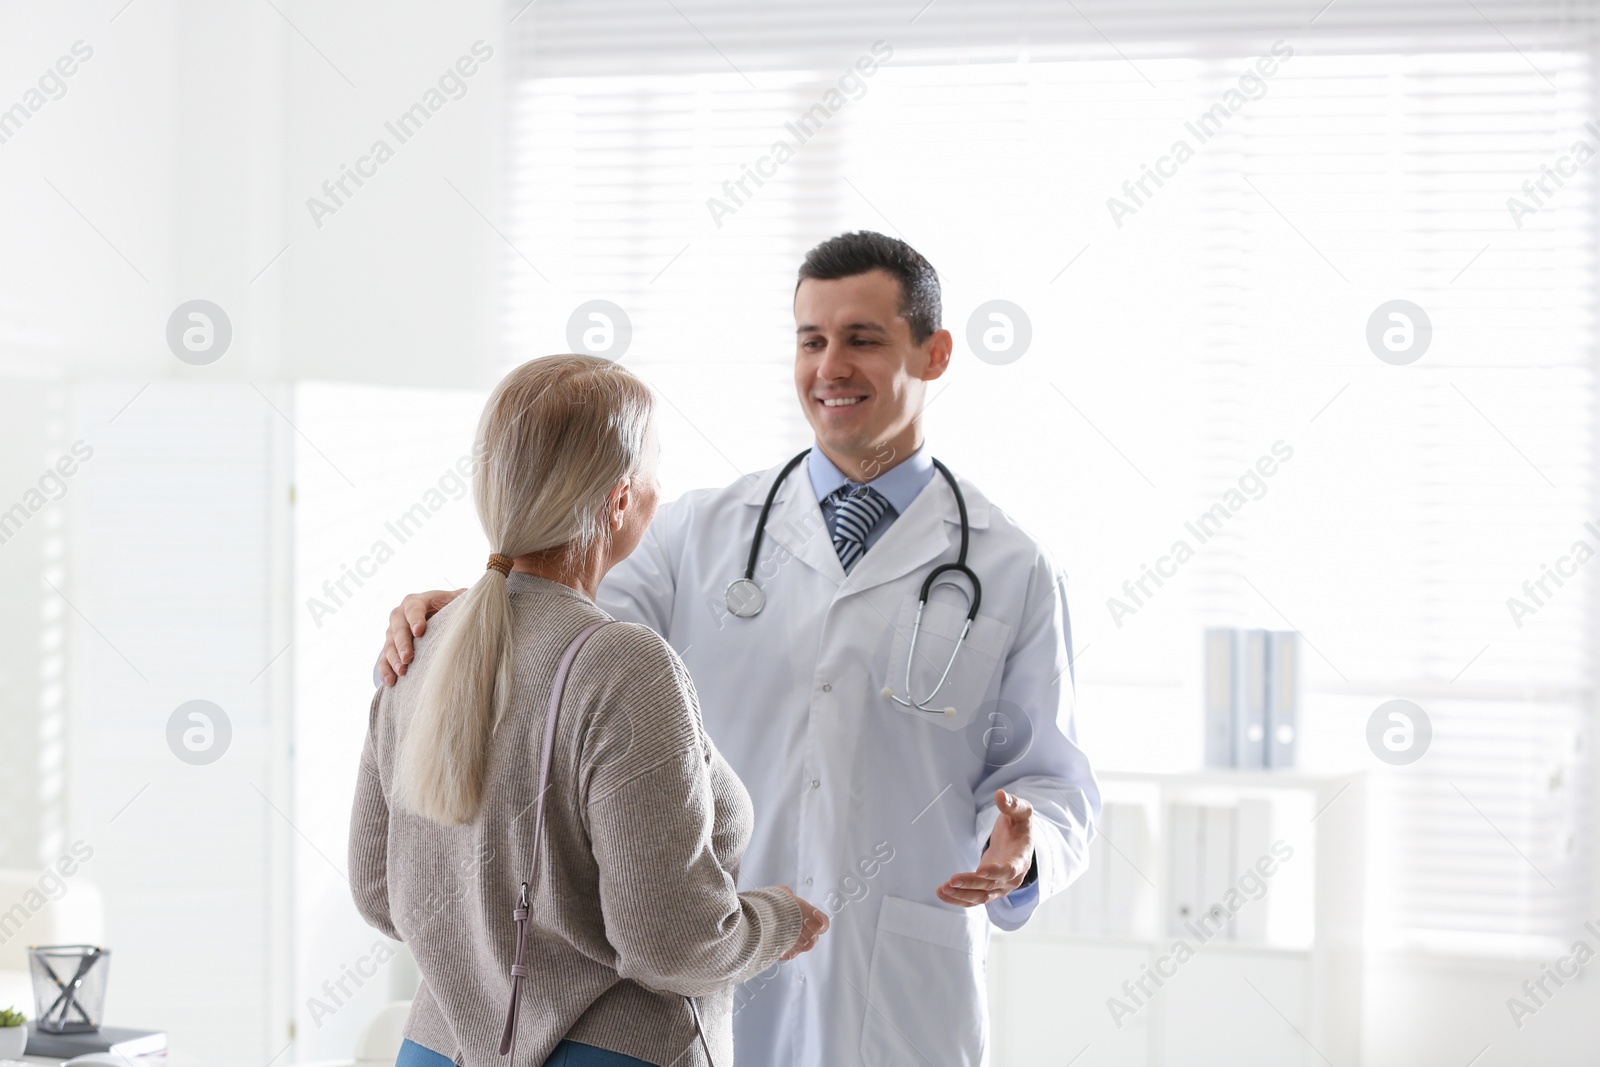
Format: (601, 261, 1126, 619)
(988, 768, 1367, 1067)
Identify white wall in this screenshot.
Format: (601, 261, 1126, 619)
(64, 381, 291, 1061)
(289, 382, 489, 1059)
(1, 0, 507, 1059)
(1, 0, 505, 390)
(1360, 950, 1600, 1067)
(275, 2, 506, 388)
(0, 379, 61, 872)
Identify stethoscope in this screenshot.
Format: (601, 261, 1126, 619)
(724, 448, 982, 716)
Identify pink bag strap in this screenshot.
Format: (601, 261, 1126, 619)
(498, 619, 716, 1067)
(500, 619, 609, 1063)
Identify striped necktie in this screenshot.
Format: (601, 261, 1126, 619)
(830, 485, 890, 572)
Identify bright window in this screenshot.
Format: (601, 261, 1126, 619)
(504, 17, 1596, 949)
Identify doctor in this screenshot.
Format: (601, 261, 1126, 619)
(377, 231, 1099, 1066)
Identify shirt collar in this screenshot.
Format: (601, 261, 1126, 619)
(806, 444, 935, 517)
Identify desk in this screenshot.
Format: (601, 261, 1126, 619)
(13, 1055, 164, 1067)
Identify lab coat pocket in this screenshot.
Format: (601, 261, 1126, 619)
(860, 895, 988, 1066)
(881, 594, 1010, 730)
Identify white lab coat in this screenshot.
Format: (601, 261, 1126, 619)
(597, 455, 1100, 1067)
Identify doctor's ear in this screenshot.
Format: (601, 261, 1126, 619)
(920, 328, 954, 381)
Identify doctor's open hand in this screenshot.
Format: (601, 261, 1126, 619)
(936, 790, 1035, 907)
(378, 588, 466, 685)
(777, 887, 830, 960)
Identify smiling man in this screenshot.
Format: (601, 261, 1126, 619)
(377, 231, 1099, 1067)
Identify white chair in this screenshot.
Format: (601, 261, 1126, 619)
(0, 868, 105, 1021)
(300, 1000, 413, 1067)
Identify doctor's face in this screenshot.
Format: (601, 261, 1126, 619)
(793, 270, 952, 474)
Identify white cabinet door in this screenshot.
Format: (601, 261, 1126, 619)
(988, 935, 1152, 1067)
(1153, 951, 1309, 1067)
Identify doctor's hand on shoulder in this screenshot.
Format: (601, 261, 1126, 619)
(378, 588, 465, 685)
(936, 790, 1036, 907)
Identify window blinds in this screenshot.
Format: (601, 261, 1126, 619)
(505, 1, 1598, 946)
(511, 0, 1598, 74)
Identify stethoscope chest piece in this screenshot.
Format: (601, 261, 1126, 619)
(724, 577, 765, 618)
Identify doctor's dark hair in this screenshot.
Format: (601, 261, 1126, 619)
(396, 354, 655, 827)
(796, 231, 942, 343)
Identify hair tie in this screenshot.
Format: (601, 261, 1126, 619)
(487, 553, 514, 576)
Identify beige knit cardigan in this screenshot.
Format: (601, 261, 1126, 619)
(350, 573, 803, 1067)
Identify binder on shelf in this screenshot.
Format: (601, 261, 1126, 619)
(1043, 802, 1154, 938)
(1103, 803, 1154, 938)
(1266, 630, 1300, 769)
(1233, 629, 1269, 769)
(1168, 802, 1201, 936)
(1199, 805, 1236, 941)
(1203, 628, 1237, 769)
(1076, 815, 1108, 936)
(1040, 856, 1082, 936)
(1233, 798, 1273, 943)
(1202, 626, 1301, 771)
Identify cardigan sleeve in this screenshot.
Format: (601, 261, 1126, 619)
(574, 624, 804, 997)
(349, 688, 399, 941)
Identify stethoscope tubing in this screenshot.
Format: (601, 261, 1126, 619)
(740, 448, 813, 583)
(727, 449, 982, 714)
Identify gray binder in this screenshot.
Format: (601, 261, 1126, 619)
(1203, 628, 1237, 769)
(1266, 630, 1299, 769)
(1233, 629, 1269, 769)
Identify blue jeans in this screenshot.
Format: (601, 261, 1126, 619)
(396, 1037, 654, 1067)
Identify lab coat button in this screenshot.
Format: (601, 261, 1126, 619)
(810, 779, 820, 789)
(804, 877, 813, 886)
(821, 683, 832, 692)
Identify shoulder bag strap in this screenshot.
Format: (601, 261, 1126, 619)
(497, 620, 716, 1067)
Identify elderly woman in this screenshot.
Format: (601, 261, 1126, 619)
(350, 354, 826, 1067)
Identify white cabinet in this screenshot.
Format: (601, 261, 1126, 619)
(989, 939, 1151, 1067)
(1153, 950, 1309, 1067)
(988, 771, 1366, 1067)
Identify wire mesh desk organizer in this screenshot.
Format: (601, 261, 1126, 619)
(29, 945, 111, 1034)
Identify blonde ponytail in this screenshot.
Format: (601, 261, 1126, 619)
(396, 354, 654, 826)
